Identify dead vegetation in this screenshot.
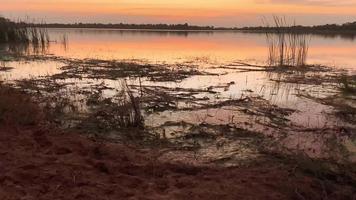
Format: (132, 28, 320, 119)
(264, 16, 310, 67)
(80, 80, 144, 131)
(2, 52, 355, 178)
(0, 17, 50, 55)
(51, 59, 211, 82)
(340, 74, 356, 94)
(0, 83, 354, 200)
(294, 72, 356, 125)
(0, 83, 42, 126)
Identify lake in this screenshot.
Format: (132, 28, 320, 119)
(12, 28, 356, 69)
(1, 28, 355, 163)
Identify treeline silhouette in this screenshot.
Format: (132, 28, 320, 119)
(33, 21, 356, 33)
(33, 22, 219, 30)
(3, 15, 356, 33)
(240, 21, 356, 33)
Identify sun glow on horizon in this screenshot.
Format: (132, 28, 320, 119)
(1, 0, 356, 26)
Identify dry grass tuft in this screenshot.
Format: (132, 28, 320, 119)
(264, 16, 310, 67)
(111, 80, 144, 128)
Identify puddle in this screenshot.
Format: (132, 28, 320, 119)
(0, 60, 63, 81)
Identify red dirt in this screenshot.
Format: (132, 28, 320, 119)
(0, 125, 355, 200)
(0, 84, 354, 199)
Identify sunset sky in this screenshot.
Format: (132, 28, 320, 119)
(1, 0, 356, 27)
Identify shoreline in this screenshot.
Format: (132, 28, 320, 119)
(0, 78, 355, 199)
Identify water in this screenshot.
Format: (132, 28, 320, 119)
(43, 29, 356, 70)
(0, 28, 355, 163)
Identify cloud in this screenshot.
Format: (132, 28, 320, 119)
(255, 0, 356, 6)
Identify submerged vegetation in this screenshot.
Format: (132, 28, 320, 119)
(264, 17, 310, 67)
(340, 74, 356, 94)
(0, 82, 355, 199)
(92, 80, 144, 129)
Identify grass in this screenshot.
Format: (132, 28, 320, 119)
(264, 16, 310, 67)
(0, 17, 27, 43)
(69, 80, 144, 132)
(114, 80, 144, 128)
(0, 17, 49, 48)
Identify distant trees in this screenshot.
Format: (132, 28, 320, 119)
(240, 21, 356, 33)
(3, 15, 356, 33)
(35, 21, 356, 32)
(34, 22, 215, 30)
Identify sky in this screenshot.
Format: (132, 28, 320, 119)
(1, 0, 356, 27)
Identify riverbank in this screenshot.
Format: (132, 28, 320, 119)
(0, 84, 355, 200)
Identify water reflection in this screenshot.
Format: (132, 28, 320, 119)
(70, 28, 215, 37)
(314, 33, 356, 41)
(2, 29, 356, 71)
(1, 29, 356, 71)
(0, 41, 50, 56)
(0, 29, 355, 163)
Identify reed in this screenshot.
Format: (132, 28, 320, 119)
(113, 80, 144, 128)
(264, 16, 310, 67)
(60, 34, 68, 51)
(0, 17, 49, 48)
(0, 17, 27, 43)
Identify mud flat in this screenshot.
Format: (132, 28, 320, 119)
(0, 84, 355, 199)
(0, 51, 356, 199)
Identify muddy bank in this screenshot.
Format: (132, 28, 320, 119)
(1, 55, 355, 164)
(0, 83, 355, 200)
(2, 125, 356, 200)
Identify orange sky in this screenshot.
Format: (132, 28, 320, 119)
(1, 0, 356, 26)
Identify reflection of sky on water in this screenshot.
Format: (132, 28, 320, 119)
(20, 29, 356, 71)
(0, 29, 355, 162)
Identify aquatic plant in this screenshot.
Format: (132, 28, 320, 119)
(0, 17, 27, 43)
(264, 16, 310, 67)
(60, 33, 68, 51)
(114, 80, 144, 128)
(339, 74, 356, 94)
(0, 17, 49, 48)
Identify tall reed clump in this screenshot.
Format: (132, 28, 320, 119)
(0, 17, 28, 43)
(0, 17, 49, 48)
(113, 80, 144, 128)
(264, 16, 310, 67)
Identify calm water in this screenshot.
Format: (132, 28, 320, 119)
(43, 28, 356, 70)
(1, 28, 355, 162)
